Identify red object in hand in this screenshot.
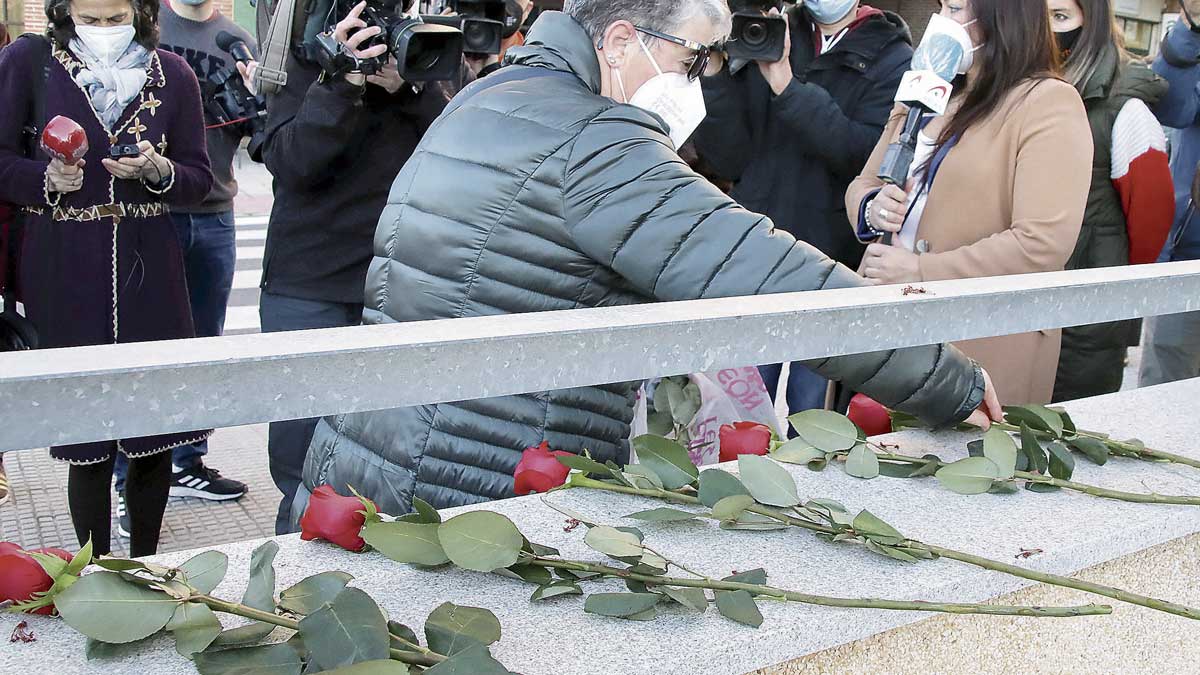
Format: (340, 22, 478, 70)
(0, 544, 55, 615)
(848, 394, 893, 437)
(513, 441, 573, 495)
(718, 421, 773, 463)
(40, 115, 89, 165)
(299, 485, 374, 552)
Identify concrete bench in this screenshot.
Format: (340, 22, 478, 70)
(4, 380, 1199, 674)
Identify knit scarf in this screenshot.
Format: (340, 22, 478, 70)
(68, 38, 152, 131)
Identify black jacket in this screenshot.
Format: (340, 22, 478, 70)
(259, 55, 465, 303)
(694, 6, 912, 269)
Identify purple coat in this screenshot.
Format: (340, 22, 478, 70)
(0, 37, 214, 462)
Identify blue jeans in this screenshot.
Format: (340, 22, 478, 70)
(115, 212, 236, 492)
(757, 363, 827, 438)
(260, 291, 364, 535)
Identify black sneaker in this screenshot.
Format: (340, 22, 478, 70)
(116, 492, 130, 539)
(169, 463, 246, 501)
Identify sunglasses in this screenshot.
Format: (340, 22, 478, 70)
(634, 26, 712, 81)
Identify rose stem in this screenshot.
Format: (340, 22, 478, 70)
(991, 422, 1200, 470)
(528, 557, 1109, 618)
(864, 449, 1200, 506)
(565, 474, 1200, 620)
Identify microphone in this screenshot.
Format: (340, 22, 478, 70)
(41, 115, 89, 166)
(872, 32, 963, 244)
(216, 30, 254, 64)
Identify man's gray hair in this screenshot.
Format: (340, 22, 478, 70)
(564, 0, 732, 46)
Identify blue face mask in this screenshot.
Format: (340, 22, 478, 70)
(805, 0, 857, 25)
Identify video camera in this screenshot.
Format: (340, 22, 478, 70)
(210, 31, 267, 158)
(316, 0, 464, 81)
(423, 0, 506, 56)
(725, 0, 787, 63)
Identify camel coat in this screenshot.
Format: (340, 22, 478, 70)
(846, 78, 1093, 404)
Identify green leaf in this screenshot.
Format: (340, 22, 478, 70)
(298, 587, 390, 670)
(1026, 481, 1061, 493)
(844, 444, 880, 479)
(1068, 436, 1109, 465)
(555, 453, 611, 475)
(737, 454, 800, 507)
(623, 507, 698, 522)
(623, 464, 665, 490)
(194, 643, 302, 675)
(887, 410, 924, 431)
(530, 580, 583, 602)
(982, 428, 1018, 479)
(711, 495, 756, 521)
(788, 409, 861, 452)
(167, 602, 222, 658)
(388, 620, 419, 649)
(92, 559, 172, 576)
(363, 521, 449, 567)
(878, 461, 922, 478)
(422, 644, 512, 675)
(662, 379, 702, 426)
(865, 540, 920, 563)
(522, 540, 560, 558)
(1019, 422, 1049, 474)
(178, 551, 229, 595)
(719, 512, 789, 531)
(65, 539, 93, 577)
(851, 510, 904, 545)
(55, 571, 179, 644)
(279, 571, 354, 615)
(697, 469, 750, 507)
(323, 661, 410, 674)
(397, 497, 442, 525)
(770, 437, 824, 466)
(909, 454, 942, 478)
(497, 563, 553, 586)
(212, 540, 279, 647)
(1047, 442, 1075, 481)
(211, 621, 275, 647)
(631, 435, 698, 489)
(583, 593, 660, 619)
(723, 568, 767, 585)
(438, 512, 524, 573)
(1004, 405, 1063, 437)
(584, 526, 644, 558)
(934, 457, 1001, 495)
(987, 481, 1021, 494)
(647, 408, 675, 437)
(714, 590, 763, 628)
(659, 586, 708, 612)
(424, 602, 502, 656)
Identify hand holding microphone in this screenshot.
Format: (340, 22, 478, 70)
(41, 115, 88, 194)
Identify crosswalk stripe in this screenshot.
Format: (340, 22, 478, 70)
(232, 268, 260, 290)
(237, 215, 270, 227)
(237, 245, 265, 261)
(224, 305, 261, 333)
(235, 229, 268, 242)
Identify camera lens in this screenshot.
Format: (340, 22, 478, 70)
(743, 20, 767, 47)
(464, 21, 489, 50)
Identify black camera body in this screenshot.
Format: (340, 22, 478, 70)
(108, 144, 141, 159)
(725, 0, 787, 63)
(423, 13, 503, 56)
(319, 0, 464, 81)
(205, 66, 267, 137)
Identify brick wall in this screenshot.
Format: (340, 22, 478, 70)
(23, 0, 236, 35)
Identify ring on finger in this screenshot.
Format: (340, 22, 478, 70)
(880, 208, 890, 220)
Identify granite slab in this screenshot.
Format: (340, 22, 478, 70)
(3, 381, 1199, 674)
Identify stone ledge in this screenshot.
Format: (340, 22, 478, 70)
(3, 380, 1199, 674)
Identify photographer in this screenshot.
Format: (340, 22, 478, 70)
(258, 0, 467, 534)
(692, 0, 913, 421)
(109, 0, 256, 538)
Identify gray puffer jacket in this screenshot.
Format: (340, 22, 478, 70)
(295, 11, 984, 522)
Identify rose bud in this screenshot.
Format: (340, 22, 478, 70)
(299, 485, 376, 552)
(0, 548, 55, 615)
(848, 394, 892, 437)
(718, 421, 773, 463)
(40, 115, 89, 166)
(0, 541, 23, 556)
(513, 441, 573, 495)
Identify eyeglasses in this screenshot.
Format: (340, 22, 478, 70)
(634, 26, 712, 81)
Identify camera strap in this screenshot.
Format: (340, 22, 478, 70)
(255, 0, 301, 94)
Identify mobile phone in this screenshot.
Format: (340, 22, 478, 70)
(109, 144, 141, 159)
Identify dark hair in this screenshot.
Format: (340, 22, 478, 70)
(46, 0, 160, 50)
(935, 0, 1061, 150)
(1060, 0, 1124, 91)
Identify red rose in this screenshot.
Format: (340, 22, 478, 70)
(848, 394, 892, 437)
(0, 545, 55, 615)
(40, 115, 89, 166)
(33, 547, 74, 564)
(513, 441, 573, 495)
(299, 485, 375, 552)
(718, 422, 773, 463)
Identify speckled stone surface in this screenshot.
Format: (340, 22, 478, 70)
(3, 381, 1199, 674)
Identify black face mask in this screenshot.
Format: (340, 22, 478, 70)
(1055, 26, 1083, 57)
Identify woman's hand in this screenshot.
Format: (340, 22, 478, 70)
(102, 141, 172, 184)
(964, 368, 1003, 430)
(867, 183, 908, 234)
(860, 242, 920, 285)
(46, 158, 84, 194)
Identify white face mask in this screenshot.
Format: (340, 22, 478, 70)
(613, 35, 707, 149)
(74, 25, 137, 66)
(922, 13, 979, 75)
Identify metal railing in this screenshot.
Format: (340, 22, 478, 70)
(2, 261, 1199, 452)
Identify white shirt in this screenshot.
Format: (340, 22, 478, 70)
(897, 130, 937, 252)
